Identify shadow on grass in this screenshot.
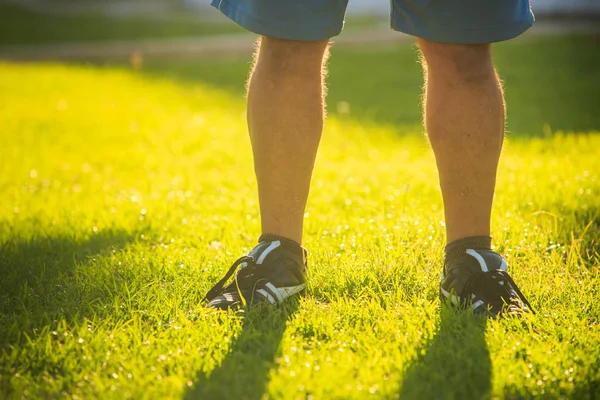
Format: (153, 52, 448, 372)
(399, 305, 491, 400)
(185, 301, 299, 400)
(0, 227, 138, 348)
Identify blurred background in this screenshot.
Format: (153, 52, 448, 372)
(0, 0, 599, 48)
(1, 0, 598, 136)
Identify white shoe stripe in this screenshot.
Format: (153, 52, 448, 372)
(257, 289, 276, 304)
(256, 241, 281, 265)
(265, 282, 284, 303)
(472, 300, 485, 310)
(440, 286, 460, 306)
(466, 249, 489, 272)
(277, 284, 306, 299)
(442, 286, 486, 310)
(222, 293, 234, 302)
(500, 259, 508, 271)
(262, 284, 306, 303)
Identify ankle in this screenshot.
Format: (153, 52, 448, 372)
(259, 233, 306, 256)
(444, 236, 492, 265)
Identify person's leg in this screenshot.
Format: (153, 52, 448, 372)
(205, 38, 329, 309)
(205, 37, 328, 309)
(418, 40, 533, 314)
(247, 37, 329, 245)
(388, 0, 534, 314)
(418, 40, 503, 243)
(205, 0, 348, 309)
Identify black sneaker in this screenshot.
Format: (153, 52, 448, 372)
(440, 249, 534, 315)
(204, 239, 307, 310)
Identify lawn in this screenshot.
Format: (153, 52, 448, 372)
(0, 4, 244, 45)
(0, 36, 599, 399)
(0, 4, 385, 46)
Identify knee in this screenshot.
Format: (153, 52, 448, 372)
(419, 39, 494, 84)
(255, 36, 329, 78)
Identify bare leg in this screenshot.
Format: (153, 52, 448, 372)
(419, 39, 505, 243)
(247, 37, 329, 244)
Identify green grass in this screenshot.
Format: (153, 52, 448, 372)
(0, 4, 384, 46)
(141, 35, 600, 136)
(0, 4, 245, 45)
(1, 36, 599, 399)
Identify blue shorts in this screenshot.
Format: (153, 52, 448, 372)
(210, 0, 534, 44)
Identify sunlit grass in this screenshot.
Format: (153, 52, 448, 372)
(1, 37, 599, 399)
(0, 4, 245, 45)
(0, 4, 386, 46)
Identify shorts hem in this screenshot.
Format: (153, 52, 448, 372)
(211, 0, 343, 41)
(392, 19, 534, 44)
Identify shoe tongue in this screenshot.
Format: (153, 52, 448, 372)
(248, 240, 282, 265)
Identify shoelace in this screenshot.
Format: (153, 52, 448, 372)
(203, 255, 259, 302)
(464, 269, 535, 314)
